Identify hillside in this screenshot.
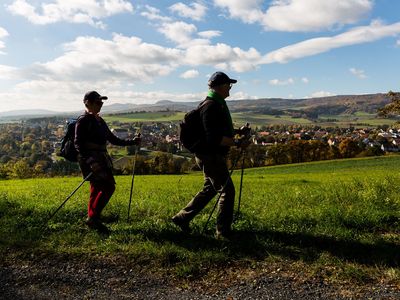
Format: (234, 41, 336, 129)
(0, 93, 391, 122)
(227, 93, 390, 117)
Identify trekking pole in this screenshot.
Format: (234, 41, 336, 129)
(45, 172, 92, 224)
(127, 132, 141, 222)
(235, 150, 246, 222)
(201, 151, 243, 234)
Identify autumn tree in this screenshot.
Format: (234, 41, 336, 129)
(378, 91, 400, 116)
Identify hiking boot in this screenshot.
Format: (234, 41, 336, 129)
(86, 217, 110, 234)
(215, 229, 233, 241)
(172, 216, 191, 233)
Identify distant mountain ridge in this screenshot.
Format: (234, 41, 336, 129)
(0, 93, 390, 122)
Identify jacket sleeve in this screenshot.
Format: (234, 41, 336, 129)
(103, 120, 136, 146)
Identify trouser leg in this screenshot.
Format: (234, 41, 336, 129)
(88, 181, 115, 219)
(174, 154, 235, 233)
(175, 177, 217, 222)
(200, 155, 235, 234)
(216, 177, 235, 234)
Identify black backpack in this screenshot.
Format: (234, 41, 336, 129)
(58, 119, 79, 162)
(179, 100, 211, 153)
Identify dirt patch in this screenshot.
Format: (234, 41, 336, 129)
(1, 252, 399, 299)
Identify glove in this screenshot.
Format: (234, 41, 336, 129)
(234, 138, 251, 149)
(237, 123, 251, 138)
(129, 135, 141, 145)
(90, 162, 102, 173)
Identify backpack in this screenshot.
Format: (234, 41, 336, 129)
(179, 100, 211, 153)
(58, 119, 78, 162)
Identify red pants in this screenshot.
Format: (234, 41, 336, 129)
(88, 181, 115, 219)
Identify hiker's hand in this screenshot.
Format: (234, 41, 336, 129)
(237, 124, 251, 138)
(237, 138, 251, 149)
(131, 136, 141, 145)
(90, 162, 102, 173)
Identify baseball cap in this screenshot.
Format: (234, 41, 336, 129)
(83, 91, 108, 102)
(208, 72, 237, 87)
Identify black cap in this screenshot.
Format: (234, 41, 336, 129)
(208, 72, 237, 87)
(83, 91, 108, 102)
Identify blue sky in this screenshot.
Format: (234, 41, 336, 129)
(0, 0, 399, 113)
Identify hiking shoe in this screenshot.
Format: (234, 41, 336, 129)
(215, 229, 233, 241)
(86, 217, 110, 234)
(172, 216, 191, 233)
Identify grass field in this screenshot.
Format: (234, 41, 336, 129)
(102, 110, 396, 128)
(104, 111, 185, 123)
(1, 156, 400, 284)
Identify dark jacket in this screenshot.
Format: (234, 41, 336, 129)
(74, 112, 136, 182)
(195, 97, 234, 155)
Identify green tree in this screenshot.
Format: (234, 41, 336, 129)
(11, 160, 32, 179)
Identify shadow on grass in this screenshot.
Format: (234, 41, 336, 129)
(1, 199, 399, 269)
(118, 224, 400, 268)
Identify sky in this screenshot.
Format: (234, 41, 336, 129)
(0, 0, 399, 113)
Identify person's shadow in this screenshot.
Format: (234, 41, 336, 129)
(118, 216, 400, 268)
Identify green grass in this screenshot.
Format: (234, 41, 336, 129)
(1, 156, 400, 283)
(104, 111, 185, 122)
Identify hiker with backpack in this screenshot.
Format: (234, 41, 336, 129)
(172, 72, 251, 239)
(75, 91, 141, 232)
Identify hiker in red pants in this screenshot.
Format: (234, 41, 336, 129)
(75, 91, 141, 232)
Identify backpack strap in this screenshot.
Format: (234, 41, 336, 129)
(197, 98, 213, 112)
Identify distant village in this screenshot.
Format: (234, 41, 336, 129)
(0, 114, 399, 179)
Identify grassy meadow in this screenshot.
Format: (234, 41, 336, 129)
(1, 155, 400, 284)
(104, 111, 185, 123)
(102, 110, 396, 128)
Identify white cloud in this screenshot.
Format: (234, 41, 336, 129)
(309, 91, 336, 98)
(263, 20, 400, 63)
(214, 0, 373, 32)
(169, 2, 207, 21)
(230, 91, 256, 100)
(34, 34, 183, 83)
(140, 5, 172, 22)
(0, 82, 209, 112)
(184, 44, 262, 72)
(301, 77, 309, 83)
(158, 21, 201, 48)
(262, 0, 373, 32)
(0, 27, 8, 39)
(7, 33, 262, 92)
(214, 0, 264, 24)
(6, 0, 134, 28)
(198, 30, 222, 39)
(0, 27, 9, 54)
(396, 39, 400, 47)
(142, 8, 214, 48)
(0, 65, 19, 79)
(349, 67, 367, 79)
(269, 78, 294, 86)
(180, 69, 199, 79)
(141, 6, 220, 48)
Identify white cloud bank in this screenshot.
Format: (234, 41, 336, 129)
(309, 91, 336, 98)
(214, 0, 373, 32)
(263, 21, 400, 63)
(6, 0, 134, 28)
